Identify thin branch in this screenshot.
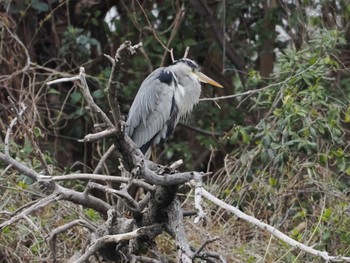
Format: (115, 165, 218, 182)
(0, 152, 42, 182)
(75, 225, 163, 263)
(48, 219, 97, 263)
(87, 182, 141, 214)
(94, 144, 116, 174)
(8, 98, 51, 175)
(135, 0, 171, 53)
(4, 102, 27, 156)
(199, 55, 324, 102)
(50, 173, 154, 192)
(183, 46, 190, 59)
(193, 237, 220, 257)
(47, 67, 114, 128)
(198, 188, 350, 262)
(78, 128, 116, 142)
(160, 4, 186, 66)
(0, 192, 59, 230)
(46, 75, 80, 85)
(105, 41, 142, 132)
(78, 67, 114, 128)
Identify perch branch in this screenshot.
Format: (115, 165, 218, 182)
(137, 158, 210, 186)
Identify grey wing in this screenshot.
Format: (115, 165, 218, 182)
(126, 68, 176, 153)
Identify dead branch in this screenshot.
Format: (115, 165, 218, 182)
(48, 219, 97, 263)
(195, 185, 350, 262)
(75, 225, 163, 263)
(0, 40, 225, 262)
(50, 173, 155, 192)
(0, 192, 59, 231)
(8, 98, 51, 175)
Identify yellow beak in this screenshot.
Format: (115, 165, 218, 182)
(195, 72, 223, 88)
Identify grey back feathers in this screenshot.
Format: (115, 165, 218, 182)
(125, 58, 202, 155)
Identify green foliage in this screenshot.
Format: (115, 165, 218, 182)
(59, 26, 99, 65)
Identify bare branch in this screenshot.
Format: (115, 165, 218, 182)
(165, 199, 193, 263)
(78, 67, 115, 128)
(78, 128, 116, 142)
(198, 187, 350, 262)
(137, 159, 209, 186)
(48, 219, 97, 263)
(0, 192, 59, 230)
(106, 41, 142, 132)
(87, 182, 141, 214)
(183, 46, 190, 59)
(199, 55, 324, 102)
(4, 102, 27, 156)
(51, 173, 155, 192)
(135, 0, 171, 53)
(75, 225, 163, 263)
(8, 98, 51, 175)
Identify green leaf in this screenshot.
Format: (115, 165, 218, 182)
(31, 0, 48, 12)
(32, 127, 44, 138)
(322, 208, 332, 221)
(70, 91, 82, 104)
(92, 89, 105, 99)
(47, 88, 61, 95)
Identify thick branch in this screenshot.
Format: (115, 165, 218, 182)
(165, 199, 193, 262)
(137, 159, 207, 186)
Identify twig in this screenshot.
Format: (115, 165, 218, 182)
(105, 41, 142, 132)
(8, 98, 51, 175)
(160, 4, 186, 66)
(46, 75, 80, 85)
(183, 46, 190, 59)
(199, 55, 323, 102)
(135, 0, 171, 53)
(47, 67, 114, 128)
(79, 67, 115, 128)
(193, 237, 220, 257)
(78, 128, 116, 142)
(4, 102, 27, 156)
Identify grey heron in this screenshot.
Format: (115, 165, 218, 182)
(125, 58, 223, 155)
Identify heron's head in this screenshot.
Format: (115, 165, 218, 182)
(172, 58, 223, 88)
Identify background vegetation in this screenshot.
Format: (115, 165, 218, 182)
(2, 0, 350, 262)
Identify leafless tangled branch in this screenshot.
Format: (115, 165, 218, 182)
(1, 40, 349, 263)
